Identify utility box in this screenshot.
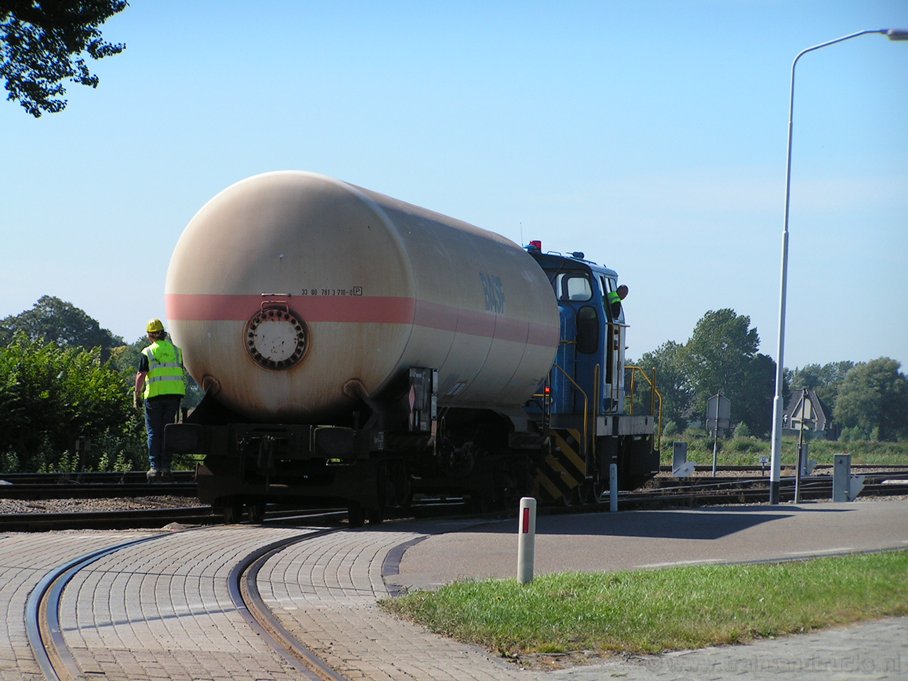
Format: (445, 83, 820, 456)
(833, 454, 865, 502)
(672, 442, 694, 477)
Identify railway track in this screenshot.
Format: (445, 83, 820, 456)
(26, 534, 165, 681)
(0, 470, 196, 499)
(625, 469, 908, 508)
(230, 531, 349, 680)
(25, 526, 350, 681)
(1, 467, 905, 532)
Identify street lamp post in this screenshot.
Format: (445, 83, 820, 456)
(770, 28, 908, 504)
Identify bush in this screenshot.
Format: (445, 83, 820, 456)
(733, 421, 751, 438)
(0, 333, 143, 472)
(725, 436, 763, 455)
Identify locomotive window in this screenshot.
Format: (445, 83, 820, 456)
(600, 275, 624, 323)
(576, 306, 599, 353)
(556, 273, 592, 302)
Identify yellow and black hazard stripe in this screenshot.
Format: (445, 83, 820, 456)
(535, 428, 588, 502)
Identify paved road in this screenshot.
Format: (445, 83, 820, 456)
(392, 500, 908, 589)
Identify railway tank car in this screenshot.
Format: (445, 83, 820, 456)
(164, 171, 660, 525)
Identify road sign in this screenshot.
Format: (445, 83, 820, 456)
(706, 393, 731, 433)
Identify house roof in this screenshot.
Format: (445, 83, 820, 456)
(785, 389, 830, 431)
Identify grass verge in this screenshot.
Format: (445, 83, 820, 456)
(381, 551, 908, 659)
(659, 436, 908, 468)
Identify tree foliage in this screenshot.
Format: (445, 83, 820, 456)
(834, 358, 908, 441)
(0, 295, 123, 359)
(0, 296, 207, 471)
(634, 309, 776, 436)
(634, 341, 692, 432)
(685, 309, 760, 399)
(1, 0, 127, 117)
(0, 333, 144, 472)
(789, 361, 854, 412)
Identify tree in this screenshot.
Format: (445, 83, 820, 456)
(0, 295, 123, 359)
(684, 309, 774, 436)
(834, 358, 908, 441)
(634, 341, 693, 431)
(789, 361, 854, 415)
(1, 0, 127, 117)
(108, 335, 145, 376)
(736, 352, 775, 437)
(0, 333, 144, 472)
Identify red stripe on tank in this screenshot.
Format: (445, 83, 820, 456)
(166, 293, 415, 323)
(165, 293, 558, 347)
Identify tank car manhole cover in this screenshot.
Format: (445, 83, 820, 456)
(245, 307, 307, 369)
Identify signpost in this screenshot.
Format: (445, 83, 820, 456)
(706, 394, 731, 476)
(793, 388, 815, 503)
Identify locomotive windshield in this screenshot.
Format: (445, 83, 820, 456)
(553, 271, 592, 302)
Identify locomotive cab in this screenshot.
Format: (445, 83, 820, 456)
(526, 244, 660, 501)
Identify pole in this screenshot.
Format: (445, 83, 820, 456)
(517, 497, 536, 584)
(794, 389, 807, 503)
(712, 426, 719, 477)
(770, 28, 904, 504)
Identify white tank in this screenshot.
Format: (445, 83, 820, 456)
(165, 172, 559, 421)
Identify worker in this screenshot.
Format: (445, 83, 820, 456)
(134, 319, 186, 480)
(607, 284, 628, 319)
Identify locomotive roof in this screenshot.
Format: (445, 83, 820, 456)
(526, 247, 619, 279)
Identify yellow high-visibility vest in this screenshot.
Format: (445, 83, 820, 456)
(142, 339, 186, 399)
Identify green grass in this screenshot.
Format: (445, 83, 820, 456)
(659, 435, 908, 468)
(381, 552, 908, 658)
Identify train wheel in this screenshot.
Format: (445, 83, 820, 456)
(247, 501, 266, 524)
(467, 494, 490, 514)
(561, 487, 582, 507)
(347, 503, 365, 528)
(582, 479, 603, 504)
(220, 497, 243, 524)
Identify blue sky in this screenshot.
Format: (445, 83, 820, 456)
(2, 0, 907, 371)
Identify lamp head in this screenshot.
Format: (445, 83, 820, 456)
(886, 28, 908, 40)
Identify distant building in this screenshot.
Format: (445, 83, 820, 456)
(784, 389, 836, 439)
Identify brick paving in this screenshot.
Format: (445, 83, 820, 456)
(58, 525, 312, 681)
(0, 531, 154, 681)
(1, 501, 906, 681)
(257, 521, 525, 680)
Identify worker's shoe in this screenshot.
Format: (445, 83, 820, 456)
(146, 468, 160, 482)
(159, 469, 173, 482)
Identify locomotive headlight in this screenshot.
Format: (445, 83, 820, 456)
(245, 305, 307, 370)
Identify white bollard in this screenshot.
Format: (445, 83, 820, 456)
(610, 463, 618, 513)
(517, 497, 536, 584)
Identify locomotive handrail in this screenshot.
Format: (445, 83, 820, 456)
(551, 362, 590, 469)
(591, 363, 600, 472)
(625, 365, 664, 448)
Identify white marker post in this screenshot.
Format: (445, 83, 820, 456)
(517, 497, 536, 584)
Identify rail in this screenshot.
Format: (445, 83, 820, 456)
(625, 365, 664, 447)
(551, 362, 591, 467)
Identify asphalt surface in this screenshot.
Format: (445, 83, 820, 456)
(392, 499, 908, 589)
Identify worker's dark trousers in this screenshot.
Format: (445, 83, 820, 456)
(144, 396, 181, 471)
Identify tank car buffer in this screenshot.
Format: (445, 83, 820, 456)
(162, 172, 660, 527)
